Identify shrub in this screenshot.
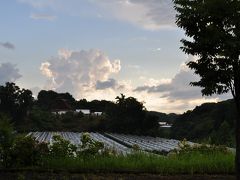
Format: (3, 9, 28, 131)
(0, 114, 15, 167)
(49, 135, 77, 158)
(172, 139, 230, 157)
(78, 133, 104, 157)
(10, 135, 49, 167)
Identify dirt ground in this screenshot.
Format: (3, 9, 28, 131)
(0, 172, 235, 180)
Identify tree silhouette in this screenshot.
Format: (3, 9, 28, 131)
(0, 82, 33, 124)
(173, 0, 240, 178)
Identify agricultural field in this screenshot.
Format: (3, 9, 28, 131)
(28, 132, 191, 154)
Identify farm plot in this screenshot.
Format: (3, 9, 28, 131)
(27, 132, 191, 154)
(105, 133, 193, 153)
(28, 132, 131, 154)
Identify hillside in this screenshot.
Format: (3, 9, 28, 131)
(171, 99, 237, 147)
(147, 111, 179, 124)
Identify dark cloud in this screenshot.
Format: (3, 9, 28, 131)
(95, 0, 175, 30)
(134, 68, 202, 100)
(0, 63, 22, 85)
(0, 42, 15, 50)
(96, 78, 117, 90)
(130, 0, 175, 27)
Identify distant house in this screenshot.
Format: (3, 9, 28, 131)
(158, 121, 172, 128)
(75, 109, 103, 116)
(51, 98, 73, 115)
(93, 112, 102, 116)
(159, 122, 167, 126)
(76, 109, 91, 115)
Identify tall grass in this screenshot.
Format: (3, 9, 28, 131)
(42, 151, 235, 175)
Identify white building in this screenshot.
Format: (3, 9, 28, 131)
(76, 109, 90, 115)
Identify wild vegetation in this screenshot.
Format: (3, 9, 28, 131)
(173, 0, 240, 178)
(171, 100, 237, 147)
(0, 82, 158, 136)
(0, 82, 238, 147)
(0, 119, 235, 175)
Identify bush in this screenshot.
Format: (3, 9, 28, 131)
(0, 114, 15, 167)
(172, 139, 230, 157)
(49, 135, 77, 158)
(78, 133, 104, 157)
(10, 135, 49, 167)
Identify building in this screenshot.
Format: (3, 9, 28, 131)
(158, 121, 172, 128)
(76, 109, 91, 115)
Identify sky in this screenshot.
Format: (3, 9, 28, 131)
(0, 0, 231, 113)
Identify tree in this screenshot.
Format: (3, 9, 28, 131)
(105, 94, 158, 135)
(0, 82, 33, 124)
(173, 0, 240, 178)
(37, 90, 76, 111)
(0, 114, 15, 167)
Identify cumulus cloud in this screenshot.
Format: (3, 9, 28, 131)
(134, 63, 202, 100)
(0, 42, 15, 50)
(133, 56, 232, 113)
(93, 0, 176, 30)
(40, 49, 122, 99)
(30, 13, 57, 21)
(0, 63, 22, 85)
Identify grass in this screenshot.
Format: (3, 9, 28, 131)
(41, 151, 235, 175)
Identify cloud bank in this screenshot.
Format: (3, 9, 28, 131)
(0, 63, 22, 85)
(134, 63, 202, 100)
(93, 0, 176, 30)
(40, 49, 122, 99)
(18, 0, 176, 30)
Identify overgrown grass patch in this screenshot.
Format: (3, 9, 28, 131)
(41, 151, 235, 175)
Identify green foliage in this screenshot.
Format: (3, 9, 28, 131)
(174, 0, 240, 96)
(50, 135, 77, 158)
(174, 139, 230, 156)
(0, 114, 15, 167)
(132, 144, 140, 151)
(10, 135, 49, 167)
(26, 106, 57, 131)
(42, 151, 234, 174)
(171, 99, 236, 147)
(37, 90, 75, 111)
(105, 94, 159, 135)
(79, 133, 104, 156)
(0, 82, 33, 125)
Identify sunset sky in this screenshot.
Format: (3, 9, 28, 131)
(0, 0, 231, 113)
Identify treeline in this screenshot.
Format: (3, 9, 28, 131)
(0, 82, 237, 146)
(171, 99, 237, 147)
(0, 82, 158, 135)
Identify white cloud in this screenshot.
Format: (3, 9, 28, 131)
(92, 0, 176, 30)
(134, 61, 202, 100)
(40, 49, 122, 99)
(0, 63, 22, 85)
(30, 86, 41, 98)
(40, 62, 54, 78)
(30, 13, 57, 20)
(18, 0, 176, 30)
(133, 56, 232, 113)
